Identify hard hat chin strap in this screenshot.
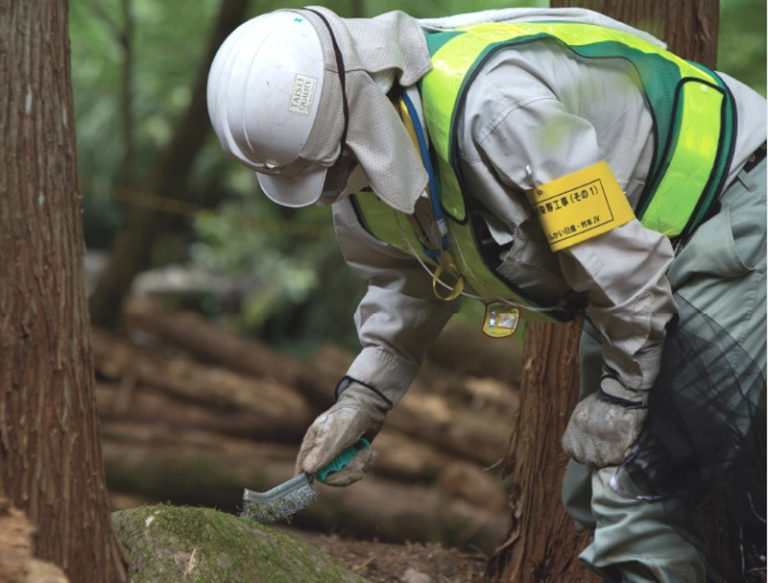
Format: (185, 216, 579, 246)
(306, 8, 349, 157)
(294, 7, 431, 214)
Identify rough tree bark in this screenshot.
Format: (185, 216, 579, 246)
(0, 2, 127, 581)
(489, 1, 720, 581)
(487, 319, 589, 582)
(88, 0, 250, 328)
(571, 0, 719, 65)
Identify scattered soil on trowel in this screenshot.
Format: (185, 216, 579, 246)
(287, 528, 489, 583)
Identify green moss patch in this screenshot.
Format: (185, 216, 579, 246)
(113, 504, 370, 583)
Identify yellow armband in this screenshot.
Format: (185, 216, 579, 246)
(525, 160, 635, 252)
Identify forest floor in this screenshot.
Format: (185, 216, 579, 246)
(286, 527, 490, 583)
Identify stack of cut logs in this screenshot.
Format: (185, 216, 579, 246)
(95, 297, 524, 554)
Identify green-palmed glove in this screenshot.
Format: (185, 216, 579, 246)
(561, 376, 649, 467)
(295, 379, 390, 486)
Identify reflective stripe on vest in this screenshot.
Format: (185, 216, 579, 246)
(422, 22, 736, 238)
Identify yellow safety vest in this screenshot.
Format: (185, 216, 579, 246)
(350, 22, 736, 321)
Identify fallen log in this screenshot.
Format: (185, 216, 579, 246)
(100, 419, 499, 496)
(426, 317, 523, 381)
(125, 296, 522, 401)
(101, 421, 298, 461)
(299, 345, 517, 467)
(95, 330, 515, 467)
(101, 422, 297, 512)
(123, 296, 303, 386)
(430, 375, 520, 416)
(295, 345, 351, 408)
(389, 392, 516, 467)
(95, 382, 308, 441)
(435, 459, 508, 511)
(369, 430, 447, 482)
(299, 344, 520, 416)
(92, 330, 316, 427)
(125, 296, 523, 383)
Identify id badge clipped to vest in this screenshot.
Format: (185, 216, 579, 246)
(482, 302, 520, 338)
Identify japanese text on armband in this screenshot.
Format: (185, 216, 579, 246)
(525, 160, 635, 252)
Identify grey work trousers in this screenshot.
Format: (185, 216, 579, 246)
(562, 157, 767, 583)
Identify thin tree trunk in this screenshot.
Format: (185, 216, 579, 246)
(117, 0, 136, 190)
(572, 0, 719, 65)
(349, 0, 365, 18)
(489, 2, 720, 581)
(88, 0, 250, 328)
(0, 2, 127, 581)
(488, 319, 589, 582)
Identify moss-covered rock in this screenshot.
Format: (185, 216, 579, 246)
(112, 504, 369, 583)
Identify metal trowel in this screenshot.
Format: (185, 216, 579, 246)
(240, 438, 370, 523)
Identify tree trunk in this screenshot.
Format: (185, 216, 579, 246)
(88, 0, 250, 328)
(572, 0, 719, 66)
(117, 0, 137, 191)
(0, 2, 127, 581)
(489, 2, 720, 581)
(488, 319, 589, 582)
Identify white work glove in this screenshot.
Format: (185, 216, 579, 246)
(295, 379, 389, 487)
(561, 375, 649, 468)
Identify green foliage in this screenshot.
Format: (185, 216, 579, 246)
(719, 0, 766, 95)
(191, 200, 330, 320)
(188, 194, 365, 353)
(105, 454, 247, 511)
(71, 0, 221, 177)
(71, 0, 224, 249)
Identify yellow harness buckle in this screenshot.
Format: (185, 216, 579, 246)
(432, 252, 464, 301)
(526, 160, 635, 252)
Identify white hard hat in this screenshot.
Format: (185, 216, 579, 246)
(207, 11, 329, 207)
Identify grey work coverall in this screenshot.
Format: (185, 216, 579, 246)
(332, 38, 767, 583)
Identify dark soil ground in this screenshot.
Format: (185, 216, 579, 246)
(288, 529, 490, 583)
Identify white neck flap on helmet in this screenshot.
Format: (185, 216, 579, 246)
(208, 6, 433, 213)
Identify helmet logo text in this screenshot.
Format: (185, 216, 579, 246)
(289, 74, 318, 116)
